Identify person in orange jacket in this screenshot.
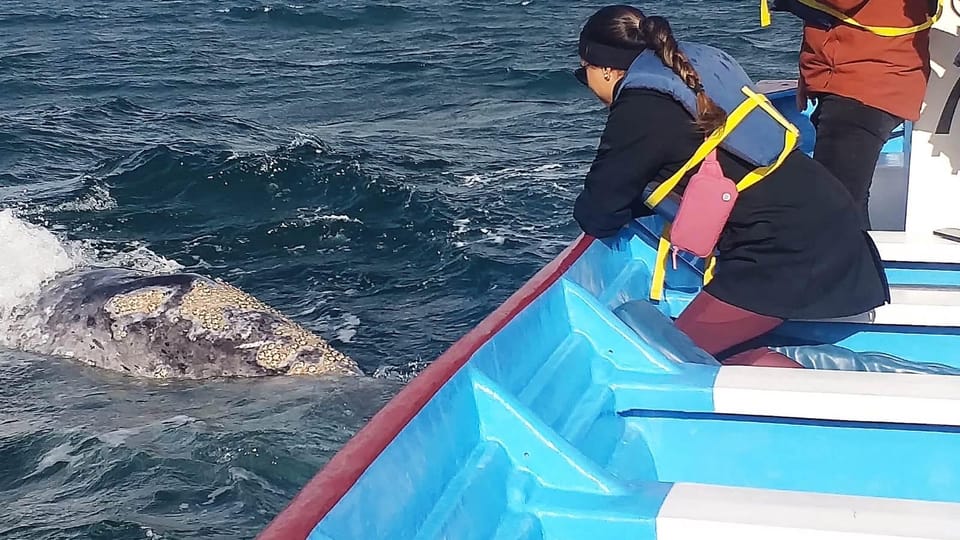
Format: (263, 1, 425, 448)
(771, 0, 937, 229)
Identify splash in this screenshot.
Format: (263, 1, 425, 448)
(0, 209, 82, 323)
(45, 184, 117, 213)
(334, 313, 361, 343)
(372, 358, 429, 382)
(457, 163, 563, 186)
(95, 243, 184, 274)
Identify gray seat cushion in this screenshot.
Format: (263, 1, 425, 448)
(773, 344, 960, 375)
(614, 299, 960, 375)
(612, 300, 719, 366)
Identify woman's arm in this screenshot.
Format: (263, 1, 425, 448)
(573, 90, 679, 238)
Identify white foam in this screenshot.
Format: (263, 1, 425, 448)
(288, 133, 327, 152)
(32, 440, 82, 474)
(335, 313, 360, 343)
(0, 209, 82, 323)
(372, 359, 429, 382)
(457, 163, 564, 186)
(96, 243, 183, 274)
(301, 212, 362, 224)
(46, 184, 117, 213)
(452, 218, 471, 234)
(98, 414, 197, 447)
(13, 184, 118, 218)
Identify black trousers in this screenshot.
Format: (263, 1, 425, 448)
(810, 94, 903, 230)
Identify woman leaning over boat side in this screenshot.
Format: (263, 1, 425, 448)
(571, 5, 891, 368)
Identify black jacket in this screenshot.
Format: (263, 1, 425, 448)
(573, 88, 889, 320)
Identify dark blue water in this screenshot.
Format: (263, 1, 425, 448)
(0, 1, 800, 538)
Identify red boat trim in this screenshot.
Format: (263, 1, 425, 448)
(256, 234, 593, 540)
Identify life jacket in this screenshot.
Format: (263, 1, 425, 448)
(760, 0, 942, 37)
(616, 42, 800, 302)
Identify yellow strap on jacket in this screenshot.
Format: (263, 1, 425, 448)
(647, 86, 800, 302)
(761, 0, 943, 37)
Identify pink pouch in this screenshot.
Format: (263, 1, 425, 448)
(669, 150, 738, 268)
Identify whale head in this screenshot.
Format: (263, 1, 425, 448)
(14, 268, 363, 379)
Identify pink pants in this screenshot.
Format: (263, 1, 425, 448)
(674, 292, 803, 368)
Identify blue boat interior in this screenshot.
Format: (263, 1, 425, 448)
(311, 231, 960, 540)
(307, 90, 960, 539)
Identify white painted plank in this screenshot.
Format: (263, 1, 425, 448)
(658, 483, 960, 540)
(756, 79, 798, 94)
(713, 366, 960, 425)
(805, 285, 960, 327)
(890, 286, 960, 306)
(870, 230, 960, 265)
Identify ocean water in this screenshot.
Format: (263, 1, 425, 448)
(0, 1, 801, 538)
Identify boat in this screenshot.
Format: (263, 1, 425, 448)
(258, 11, 960, 540)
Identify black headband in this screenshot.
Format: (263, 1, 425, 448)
(578, 39, 644, 70)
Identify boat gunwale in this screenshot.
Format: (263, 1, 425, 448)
(256, 233, 595, 540)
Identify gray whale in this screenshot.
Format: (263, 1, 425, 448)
(13, 267, 362, 379)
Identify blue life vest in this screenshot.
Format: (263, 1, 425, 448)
(615, 41, 791, 168)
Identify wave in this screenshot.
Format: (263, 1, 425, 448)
(0, 173, 22, 187)
(0, 13, 107, 26)
(85, 138, 428, 230)
(2, 97, 277, 197)
(0, 367, 399, 540)
(218, 3, 413, 30)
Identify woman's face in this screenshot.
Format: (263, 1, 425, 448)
(575, 59, 624, 107)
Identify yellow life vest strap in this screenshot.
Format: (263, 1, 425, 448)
(703, 254, 717, 283)
(644, 86, 799, 209)
(761, 0, 943, 37)
(650, 223, 672, 302)
(647, 86, 799, 301)
(735, 87, 801, 192)
(644, 89, 762, 209)
(761, 0, 772, 27)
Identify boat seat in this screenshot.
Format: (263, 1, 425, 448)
(806, 285, 960, 327)
(660, 482, 960, 540)
(869, 230, 960, 265)
(613, 299, 957, 375)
